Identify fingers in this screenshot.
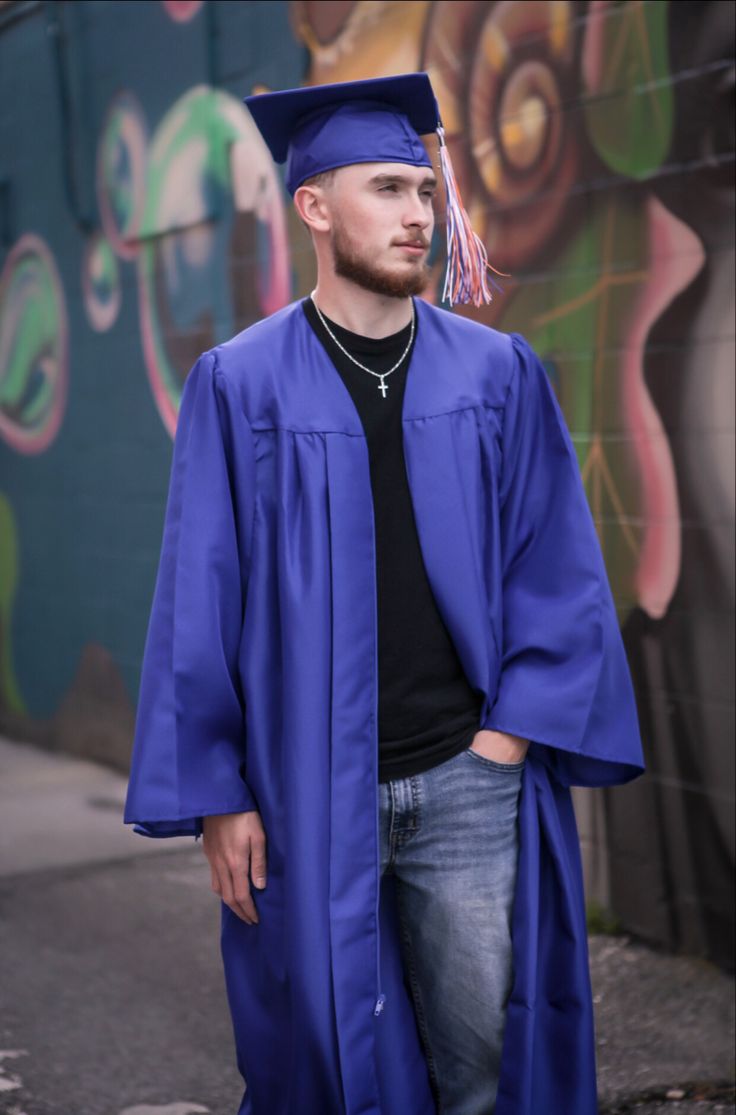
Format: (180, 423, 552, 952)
(230, 871, 259, 925)
(222, 857, 258, 925)
(202, 815, 268, 926)
(250, 832, 268, 891)
(210, 838, 264, 926)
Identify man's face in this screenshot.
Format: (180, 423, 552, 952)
(325, 162, 437, 298)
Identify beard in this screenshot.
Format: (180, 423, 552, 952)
(330, 217, 431, 298)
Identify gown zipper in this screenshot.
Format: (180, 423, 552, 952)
(373, 787, 386, 1017)
(372, 509, 386, 1019)
(373, 762, 386, 1016)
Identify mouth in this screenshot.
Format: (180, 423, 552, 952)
(395, 242, 427, 256)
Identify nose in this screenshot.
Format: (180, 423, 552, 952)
(402, 191, 433, 231)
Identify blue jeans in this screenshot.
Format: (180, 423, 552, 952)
(378, 742, 524, 1115)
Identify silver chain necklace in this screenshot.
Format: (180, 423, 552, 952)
(310, 291, 415, 399)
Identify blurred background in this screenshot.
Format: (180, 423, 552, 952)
(0, 1, 733, 1112)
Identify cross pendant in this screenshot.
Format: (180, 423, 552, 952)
(378, 379, 389, 398)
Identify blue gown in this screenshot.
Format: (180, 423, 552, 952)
(124, 297, 645, 1115)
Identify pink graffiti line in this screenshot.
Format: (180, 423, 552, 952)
(624, 194, 705, 618)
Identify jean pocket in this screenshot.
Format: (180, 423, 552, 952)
(463, 745, 526, 772)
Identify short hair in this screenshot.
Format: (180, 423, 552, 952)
(299, 167, 337, 191)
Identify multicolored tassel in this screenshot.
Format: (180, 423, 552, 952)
(437, 125, 509, 307)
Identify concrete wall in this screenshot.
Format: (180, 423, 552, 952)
(0, 0, 733, 969)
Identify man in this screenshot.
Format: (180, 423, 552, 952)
(124, 73, 645, 1115)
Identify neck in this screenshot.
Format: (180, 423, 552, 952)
(311, 274, 413, 338)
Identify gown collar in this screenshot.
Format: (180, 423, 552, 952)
(298, 295, 456, 433)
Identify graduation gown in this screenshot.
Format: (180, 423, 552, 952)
(124, 296, 645, 1115)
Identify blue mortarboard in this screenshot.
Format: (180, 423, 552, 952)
(243, 73, 506, 306)
(244, 74, 436, 196)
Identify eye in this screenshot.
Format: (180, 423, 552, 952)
(379, 183, 399, 192)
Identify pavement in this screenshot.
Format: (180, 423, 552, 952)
(0, 734, 733, 1115)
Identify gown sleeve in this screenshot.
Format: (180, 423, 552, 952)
(481, 332, 645, 788)
(123, 349, 260, 838)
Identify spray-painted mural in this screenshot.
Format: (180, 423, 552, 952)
(0, 0, 732, 969)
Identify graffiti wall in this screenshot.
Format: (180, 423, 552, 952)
(0, 0, 732, 968)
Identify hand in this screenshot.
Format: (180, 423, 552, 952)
(469, 728, 529, 764)
(201, 810, 267, 925)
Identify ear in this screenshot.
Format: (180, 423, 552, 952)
(293, 183, 332, 235)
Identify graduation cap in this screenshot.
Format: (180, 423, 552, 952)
(243, 73, 506, 307)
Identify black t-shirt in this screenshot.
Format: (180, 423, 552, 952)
(302, 296, 482, 782)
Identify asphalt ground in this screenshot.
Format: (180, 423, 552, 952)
(1, 736, 733, 1115)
